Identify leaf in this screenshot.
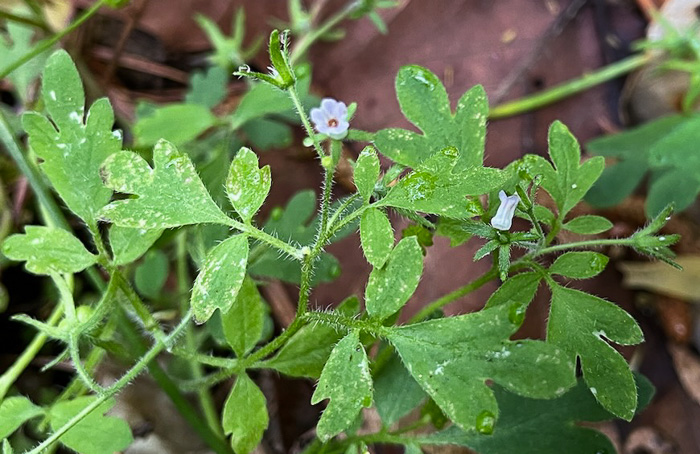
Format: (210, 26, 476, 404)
(262, 297, 360, 378)
(185, 66, 228, 108)
(0, 20, 50, 101)
(585, 159, 648, 208)
(49, 397, 133, 454)
(23, 50, 121, 223)
(374, 66, 487, 170)
(191, 234, 249, 324)
(648, 114, 700, 171)
(354, 146, 380, 203)
(549, 251, 609, 279)
(2, 226, 97, 275)
(134, 250, 169, 298)
(222, 373, 269, 454)
(226, 147, 271, 222)
(248, 191, 354, 284)
(134, 103, 217, 147)
(586, 114, 687, 158)
(386, 304, 576, 432)
(311, 330, 373, 441)
(524, 122, 605, 218)
(424, 374, 654, 454)
(562, 215, 613, 235)
(0, 396, 43, 440)
(645, 168, 700, 216)
(241, 118, 292, 150)
(435, 218, 473, 247)
(100, 139, 229, 229)
(484, 272, 541, 313)
(365, 236, 423, 320)
(547, 283, 644, 420)
(359, 208, 394, 267)
(222, 277, 265, 357)
(381, 147, 506, 218)
(373, 351, 426, 426)
(2, 439, 12, 454)
(109, 225, 163, 266)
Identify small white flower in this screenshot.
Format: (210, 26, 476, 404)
(310, 98, 349, 140)
(491, 190, 520, 231)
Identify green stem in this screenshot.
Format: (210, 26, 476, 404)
(24, 310, 196, 454)
(290, 2, 358, 65)
(489, 54, 650, 119)
(0, 304, 63, 402)
(177, 232, 224, 439)
(534, 237, 636, 257)
(303, 311, 385, 336)
(326, 193, 361, 236)
(288, 84, 325, 160)
(0, 0, 108, 79)
(227, 218, 302, 260)
(0, 9, 49, 31)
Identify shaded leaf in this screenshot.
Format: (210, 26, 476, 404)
(134, 250, 168, 298)
(49, 397, 133, 454)
(222, 277, 265, 357)
(374, 351, 426, 426)
(109, 225, 163, 266)
(0, 396, 43, 440)
(222, 373, 268, 454)
(134, 103, 217, 147)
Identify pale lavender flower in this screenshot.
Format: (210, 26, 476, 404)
(491, 190, 520, 231)
(310, 98, 349, 140)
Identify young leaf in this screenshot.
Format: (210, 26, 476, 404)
(381, 147, 506, 218)
(134, 103, 217, 147)
(222, 277, 265, 357)
(191, 234, 249, 324)
(547, 283, 644, 420)
(109, 225, 163, 266)
(354, 146, 380, 203)
(386, 305, 576, 433)
(22, 50, 121, 223)
(373, 351, 426, 427)
(261, 297, 360, 378)
(360, 208, 394, 268)
(524, 122, 604, 218)
(425, 374, 654, 454)
(311, 330, 373, 441)
(484, 272, 541, 312)
(222, 373, 269, 454)
(365, 236, 423, 320)
(562, 215, 613, 235)
(0, 396, 43, 440)
(226, 147, 271, 223)
(374, 66, 487, 170)
(549, 251, 609, 279)
(49, 397, 133, 454)
(2, 226, 97, 275)
(100, 139, 230, 229)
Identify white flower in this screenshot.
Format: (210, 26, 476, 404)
(491, 190, 520, 231)
(310, 98, 349, 140)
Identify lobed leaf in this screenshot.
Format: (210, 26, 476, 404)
(222, 373, 269, 454)
(100, 139, 229, 229)
(2, 226, 97, 275)
(191, 234, 249, 324)
(365, 236, 423, 320)
(386, 304, 576, 433)
(547, 283, 644, 420)
(226, 147, 271, 223)
(23, 50, 121, 223)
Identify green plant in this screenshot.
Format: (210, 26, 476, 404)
(0, 6, 680, 454)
